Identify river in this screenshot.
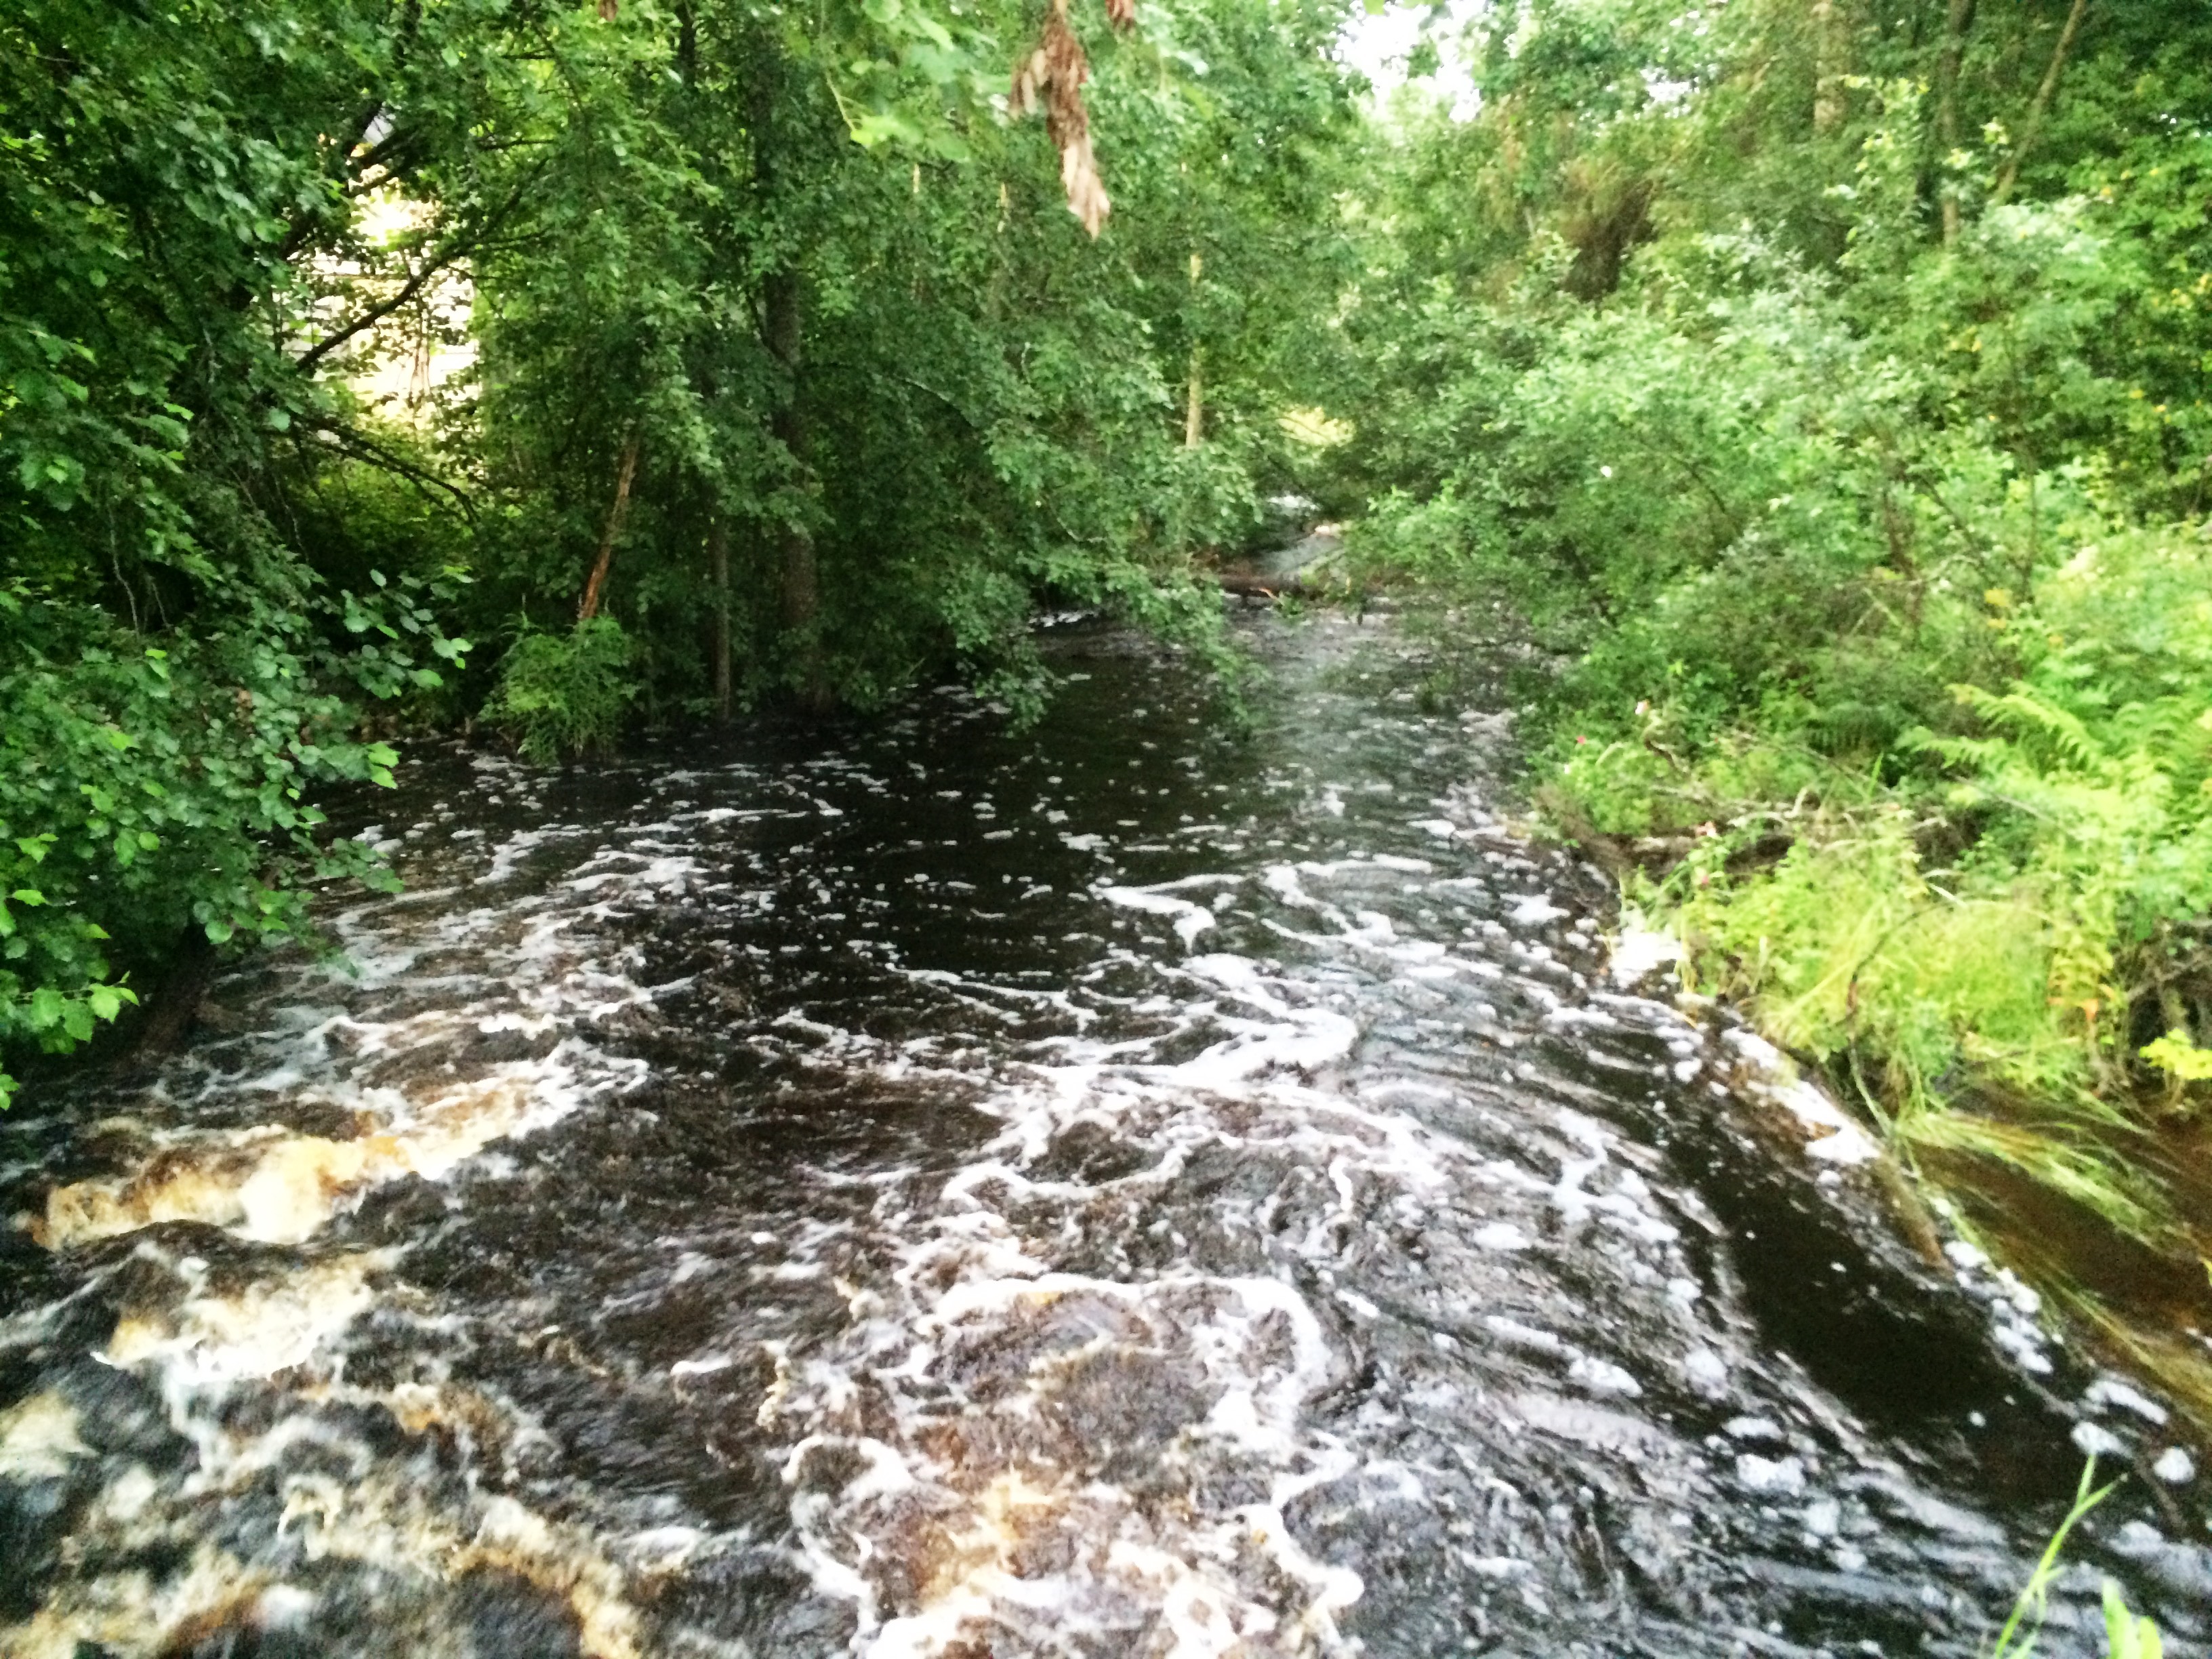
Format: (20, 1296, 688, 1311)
(1, 613, 2205, 1658)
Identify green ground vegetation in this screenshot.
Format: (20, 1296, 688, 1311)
(1322, 0, 2212, 1417)
(1988, 1461, 2160, 1659)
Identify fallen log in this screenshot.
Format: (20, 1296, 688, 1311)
(1215, 569, 1328, 597)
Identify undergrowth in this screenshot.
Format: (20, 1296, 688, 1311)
(1540, 520, 2212, 1423)
(483, 617, 640, 764)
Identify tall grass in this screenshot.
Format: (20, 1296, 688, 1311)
(1983, 1461, 2164, 1659)
(483, 617, 640, 764)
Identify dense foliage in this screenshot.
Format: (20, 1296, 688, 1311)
(0, 0, 1358, 1099)
(1329, 0, 2212, 1406)
(1, 0, 487, 1100)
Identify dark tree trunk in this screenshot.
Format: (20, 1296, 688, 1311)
(752, 55, 829, 712)
(134, 924, 221, 1056)
(763, 269, 825, 709)
(710, 516, 734, 724)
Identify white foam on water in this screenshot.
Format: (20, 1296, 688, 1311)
(2085, 1378, 2169, 1427)
(33, 824, 690, 1254)
(100, 1251, 388, 1397)
(0, 1391, 93, 1482)
(1719, 1029, 1879, 1166)
(3, 796, 744, 1651)
(9, 625, 2103, 1656)
(760, 928, 1526, 1652)
(752, 831, 1757, 1657)
(1097, 876, 1244, 951)
(1607, 921, 1682, 987)
(5, 1235, 655, 1659)
(1506, 894, 1568, 928)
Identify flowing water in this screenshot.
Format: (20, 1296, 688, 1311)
(3, 614, 2207, 1659)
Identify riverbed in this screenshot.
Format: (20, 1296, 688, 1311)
(1, 613, 2203, 1658)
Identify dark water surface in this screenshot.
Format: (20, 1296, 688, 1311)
(2, 615, 2206, 1659)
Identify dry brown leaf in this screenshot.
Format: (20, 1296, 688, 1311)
(1010, 0, 1130, 237)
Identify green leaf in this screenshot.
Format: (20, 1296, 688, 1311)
(924, 126, 974, 163)
(2142, 1031, 2212, 1081)
(850, 110, 924, 148)
(2104, 1580, 2163, 1659)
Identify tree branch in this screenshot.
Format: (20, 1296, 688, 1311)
(342, 123, 431, 193)
(306, 420, 477, 519)
(293, 240, 468, 376)
(579, 431, 642, 621)
(1990, 0, 2090, 207)
(291, 160, 537, 375)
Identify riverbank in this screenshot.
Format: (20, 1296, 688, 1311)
(1298, 2, 2212, 1479)
(1314, 577, 2212, 1482)
(1507, 556, 2212, 1449)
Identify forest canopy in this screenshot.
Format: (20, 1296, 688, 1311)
(0, 0, 1356, 1097)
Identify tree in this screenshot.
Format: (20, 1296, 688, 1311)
(0, 0, 1364, 1092)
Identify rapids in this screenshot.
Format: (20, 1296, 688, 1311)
(1, 613, 2206, 1658)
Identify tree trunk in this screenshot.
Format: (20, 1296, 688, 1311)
(710, 516, 733, 724)
(1936, 0, 1977, 244)
(1183, 251, 1203, 447)
(1990, 0, 2090, 207)
(134, 924, 220, 1056)
(763, 267, 826, 708)
(752, 49, 828, 714)
(1811, 0, 1848, 134)
(578, 430, 641, 623)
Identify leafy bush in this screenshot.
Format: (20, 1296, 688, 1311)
(1346, 209, 2212, 1254)
(0, 573, 462, 1109)
(483, 619, 640, 765)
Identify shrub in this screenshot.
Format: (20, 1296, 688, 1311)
(483, 618, 640, 765)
